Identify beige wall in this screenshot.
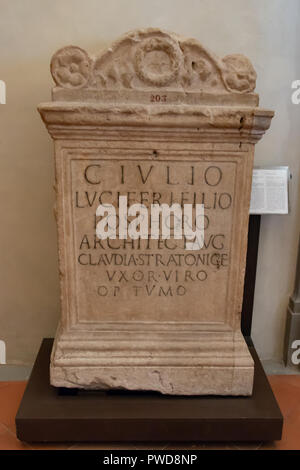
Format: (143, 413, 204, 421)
(0, 0, 299, 365)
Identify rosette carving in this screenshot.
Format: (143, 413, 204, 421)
(51, 46, 92, 89)
(222, 54, 256, 93)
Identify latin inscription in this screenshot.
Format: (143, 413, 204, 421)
(71, 158, 235, 323)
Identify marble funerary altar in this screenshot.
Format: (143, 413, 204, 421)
(39, 29, 273, 395)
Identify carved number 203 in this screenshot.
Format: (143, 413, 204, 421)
(151, 94, 167, 103)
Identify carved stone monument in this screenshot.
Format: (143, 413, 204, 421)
(39, 29, 273, 395)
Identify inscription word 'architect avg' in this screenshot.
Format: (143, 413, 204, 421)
(39, 29, 273, 395)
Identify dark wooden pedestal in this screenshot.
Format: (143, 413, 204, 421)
(15, 337, 282, 442)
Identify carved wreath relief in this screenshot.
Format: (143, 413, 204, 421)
(50, 29, 256, 93)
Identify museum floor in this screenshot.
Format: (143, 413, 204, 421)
(0, 376, 299, 450)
